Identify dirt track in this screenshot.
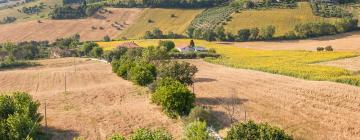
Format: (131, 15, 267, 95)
(227, 31, 360, 51)
(189, 60, 360, 140)
(0, 58, 182, 140)
(0, 8, 142, 43)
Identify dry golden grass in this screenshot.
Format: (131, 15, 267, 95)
(0, 58, 183, 140)
(224, 2, 339, 36)
(118, 8, 203, 38)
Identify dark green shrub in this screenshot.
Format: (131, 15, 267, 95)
(158, 40, 175, 52)
(157, 61, 198, 85)
(128, 63, 156, 86)
(151, 78, 195, 118)
(185, 106, 218, 128)
(317, 47, 324, 52)
(130, 128, 172, 140)
(259, 25, 275, 40)
(104, 35, 111, 42)
(184, 120, 211, 140)
(0, 92, 42, 140)
(90, 46, 103, 58)
(325, 45, 333, 51)
(237, 29, 250, 41)
(225, 121, 292, 140)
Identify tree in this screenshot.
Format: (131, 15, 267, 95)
(159, 40, 175, 52)
(81, 42, 98, 56)
(259, 25, 275, 40)
(128, 63, 156, 86)
(2, 42, 16, 62)
(187, 27, 195, 38)
(152, 78, 195, 117)
(190, 40, 195, 48)
(225, 121, 293, 140)
(237, 29, 250, 41)
(215, 26, 226, 41)
(152, 28, 164, 39)
(103, 35, 111, 42)
(157, 61, 198, 85)
(226, 32, 235, 41)
(0, 92, 42, 140)
(203, 30, 216, 41)
(249, 27, 259, 40)
(184, 120, 211, 140)
(130, 128, 172, 140)
(90, 47, 103, 58)
(144, 31, 154, 39)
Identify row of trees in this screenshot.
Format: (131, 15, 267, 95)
(107, 0, 230, 8)
(186, 25, 276, 41)
(143, 28, 184, 39)
(110, 40, 198, 118)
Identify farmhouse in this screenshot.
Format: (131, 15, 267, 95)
(176, 45, 207, 52)
(117, 41, 141, 48)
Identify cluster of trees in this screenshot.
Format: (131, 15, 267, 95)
(186, 25, 276, 41)
(79, 42, 104, 58)
(231, 0, 296, 9)
(110, 40, 198, 118)
(310, 1, 352, 18)
(107, 0, 230, 8)
(143, 28, 184, 39)
(21, 4, 43, 15)
(0, 92, 42, 139)
(0, 16, 16, 24)
(49, 3, 102, 19)
(0, 41, 50, 62)
(290, 18, 358, 39)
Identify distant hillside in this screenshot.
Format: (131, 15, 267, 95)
(0, 0, 62, 22)
(224, 2, 339, 37)
(118, 8, 203, 39)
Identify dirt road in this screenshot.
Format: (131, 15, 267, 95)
(189, 59, 360, 140)
(0, 58, 182, 140)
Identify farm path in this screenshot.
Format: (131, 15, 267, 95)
(188, 59, 360, 140)
(0, 58, 182, 140)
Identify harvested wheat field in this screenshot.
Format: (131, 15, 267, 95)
(228, 31, 360, 51)
(0, 58, 182, 140)
(188, 59, 360, 140)
(317, 56, 360, 71)
(0, 8, 142, 43)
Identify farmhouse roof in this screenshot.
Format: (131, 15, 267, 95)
(118, 42, 141, 48)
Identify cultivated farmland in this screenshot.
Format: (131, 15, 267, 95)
(119, 8, 203, 38)
(0, 8, 142, 42)
(98, 39, 360, 87)
(0, 58, 183, 139)
(224, 2, 339, 36)
(189, 59, 360, 140)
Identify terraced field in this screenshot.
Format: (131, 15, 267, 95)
(118, 8, 203, 39)
(224, 2, 339, 36)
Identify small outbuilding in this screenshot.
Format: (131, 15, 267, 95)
(176, 45, 208, 52)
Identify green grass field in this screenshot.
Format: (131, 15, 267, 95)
(118, 8, 203, 39)
(0, 0, 62, 23)
(98, 39, 360, 86)
(224, 2, 339, 37)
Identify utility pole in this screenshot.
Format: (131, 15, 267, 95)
(44, 100, 48, 135)
(64, 73, 67, 93)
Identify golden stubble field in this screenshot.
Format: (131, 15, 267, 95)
(0, 58, 182, 140)
(187, 60, 360, 140)
(0, 8, 142, 43)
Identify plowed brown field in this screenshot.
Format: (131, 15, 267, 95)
(0, 58, 182, 140)
(0, 8, 142, 43)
